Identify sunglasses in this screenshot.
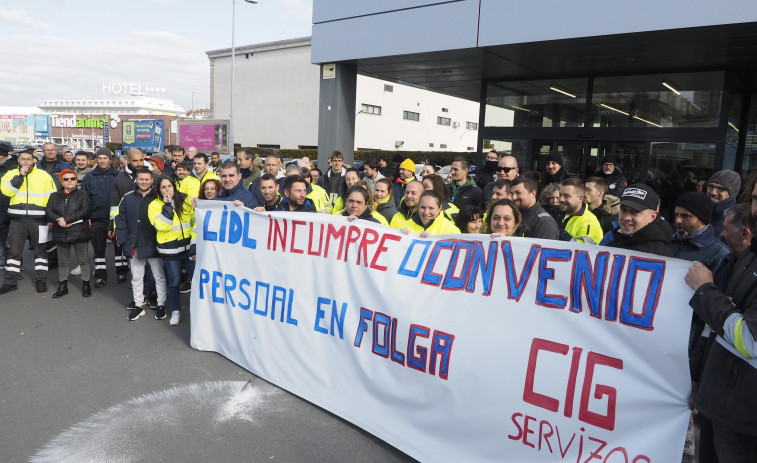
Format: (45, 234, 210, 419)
(497, 167, 515, 173)
(61, 177, 77, 181)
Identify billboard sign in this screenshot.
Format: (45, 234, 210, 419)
(121, 120, 164, 153)
(178, 120, 229, 156)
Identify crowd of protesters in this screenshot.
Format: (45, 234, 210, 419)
(1, 141, 756, 460)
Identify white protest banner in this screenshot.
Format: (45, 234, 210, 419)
(190, 200, 692, 462)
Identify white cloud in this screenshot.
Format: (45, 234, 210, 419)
(0, 7, 54, 30)
(0, 31, 212, 110)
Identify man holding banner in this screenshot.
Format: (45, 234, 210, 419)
(684, 178, 757, 462)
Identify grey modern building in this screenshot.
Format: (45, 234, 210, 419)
(312, 0, 757, 211)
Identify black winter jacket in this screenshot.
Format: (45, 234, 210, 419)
(81, 166, 120, 220)
(114, 186, 158, 259)
(45, 188, 91, 244)
(690, 240, 757, 437)
(607, 217, 674, 257)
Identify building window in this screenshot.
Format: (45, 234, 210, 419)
(403, 111, 420, 121)
(429, 143, 434, 147)
(437, 117, 451, 126)
(442, 108, 449, 112)
(466, 121, 478, 130)
(384, 84, 393, 92)
(361, 104, 381, 115)
(467, 147, 475, 150)
(440, 144, 448, 149)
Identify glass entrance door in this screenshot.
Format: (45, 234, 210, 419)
(532, 140, 645, 184)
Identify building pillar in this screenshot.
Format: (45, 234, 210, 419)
(317, 62, 357, 167)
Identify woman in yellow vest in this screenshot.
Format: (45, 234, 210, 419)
(330, 168, 361, 215)
(422, 173, 459, 220)
(148, 176, 195, 326)
(400, 190, 460, 237)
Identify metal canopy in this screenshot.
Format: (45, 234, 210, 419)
(354, 22, 757, 101)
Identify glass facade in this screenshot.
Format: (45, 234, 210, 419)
(740, 95, 757, 174)
(479, 71, 757, 214)
(591, 72, 724, 128)
(485, 78, 588, 128)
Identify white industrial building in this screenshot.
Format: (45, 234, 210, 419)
(206, 37, 480, 152)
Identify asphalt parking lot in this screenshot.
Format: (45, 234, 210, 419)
(0, 247, 415, 462)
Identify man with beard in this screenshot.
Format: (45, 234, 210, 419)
(277, 175, 316, 212)
(558, 178, 603, 244)
(584, 176, 619, 235)
(707, 169, 741, 238)
(390, 180, 424, 228)
(447, 157, 482, 209)
(670, 191, 729, 268)
(509, 176, 559, 240)
(594, 154, 627, 197)
(542, 151, 578, 186)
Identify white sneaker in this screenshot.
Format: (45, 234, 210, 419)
(70, 265, 82, 276)
(170, 311, 181, 326)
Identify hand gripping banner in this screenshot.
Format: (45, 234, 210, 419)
(190, 201, 691, 462)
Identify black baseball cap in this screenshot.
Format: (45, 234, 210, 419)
(620, 184, 659, 211)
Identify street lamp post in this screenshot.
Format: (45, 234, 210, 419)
(230, 0, 257, 152)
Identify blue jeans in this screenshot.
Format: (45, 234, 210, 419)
(162, 257, 195, 312)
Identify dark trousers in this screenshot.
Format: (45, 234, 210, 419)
(713, 420, 757, 463)
(5, 221, 49, 285)
(91, 220, 128, 280)
(0, 224, 8, 264)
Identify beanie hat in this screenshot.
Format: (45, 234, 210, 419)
(399, 158, 415, 172)
(95, 147, 112, 158)
(601, 154, 618, 165)
(392, 154, 405, 163)
(546, 151, 563, 166)
(708, 170, 741, 198)
(675, 192, 713, 224)
(147, 156, 164, 172)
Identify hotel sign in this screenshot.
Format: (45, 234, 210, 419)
(102, 82, 165, 96)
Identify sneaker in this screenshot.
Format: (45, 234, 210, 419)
(117, 273, 128, 284)
(127, 305, 146, 321)
(70, 265, 82, 276)
(170, 310, 181, 326)
(94, 278, 107, 288)
(126, 295, 145, 310)
(179, 280, 192, 294)
(155, 306, 167, 320)
(147, 292, 158, 309)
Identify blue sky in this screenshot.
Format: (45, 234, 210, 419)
(0, 0, 313, 110)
